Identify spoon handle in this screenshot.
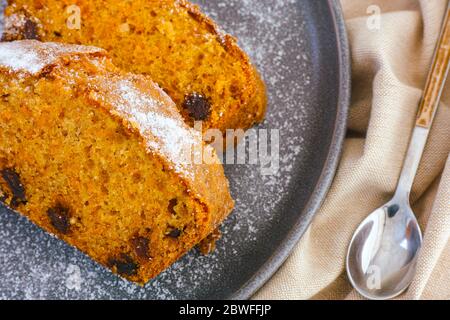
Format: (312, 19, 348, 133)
(416, 4, 450, 128)
(396, 3, 450, 199)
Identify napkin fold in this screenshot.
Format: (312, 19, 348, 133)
(254, 0, 450, 300)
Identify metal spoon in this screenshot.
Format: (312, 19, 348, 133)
(346, 3, 450, 300)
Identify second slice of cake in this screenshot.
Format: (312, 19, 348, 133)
(3, 0, 268, 135)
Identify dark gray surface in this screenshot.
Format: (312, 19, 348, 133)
(0, 0, 350, 299)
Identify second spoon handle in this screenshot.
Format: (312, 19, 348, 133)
(416, 3, 450, 128)
(396, 3, 450, 199)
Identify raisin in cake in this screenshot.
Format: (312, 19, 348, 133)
(0, 40, 234, 284)
(3, 0, 267, 135)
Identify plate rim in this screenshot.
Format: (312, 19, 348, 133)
(230, 0, 351, 300)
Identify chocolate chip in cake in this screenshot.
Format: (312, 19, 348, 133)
(166, 227, 182, 239)
(182, 93, 211, 121)
(168, 198, 178, 215)
(53, 31, 62, 37)
(23, 19, 40, 40)
(108, 254, 138, 276)
(47, 204, 71, 234)
(0, 168, 27, 208)
(131, 236, 151, 260)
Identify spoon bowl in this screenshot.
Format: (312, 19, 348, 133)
(346, 198, 422, 300)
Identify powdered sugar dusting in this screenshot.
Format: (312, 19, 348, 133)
(0, 40, 103, 74)
(111, 80, 205, 177)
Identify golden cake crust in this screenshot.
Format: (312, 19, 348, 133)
(2, 0, 268, 135)
(0, 40, 234, 283)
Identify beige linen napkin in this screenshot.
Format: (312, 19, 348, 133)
(254, 0, 450, 300)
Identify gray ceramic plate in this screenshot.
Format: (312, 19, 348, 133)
(0, 0, 350, 299)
